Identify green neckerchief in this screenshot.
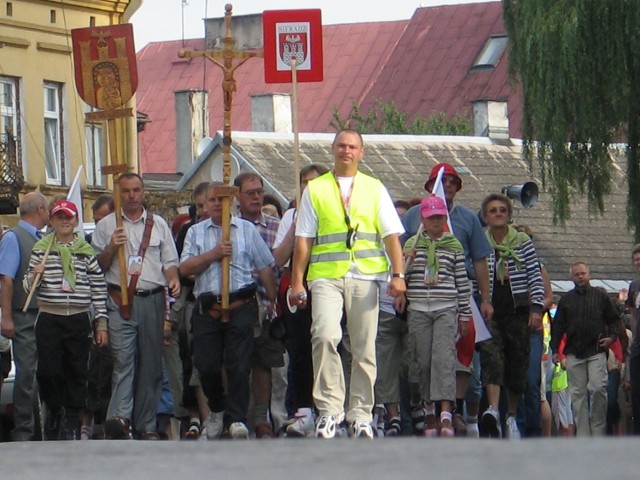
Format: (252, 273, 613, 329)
(485, 226, 528, 284)
(405, 231, 463, 280)
(34, 233, 95, 290)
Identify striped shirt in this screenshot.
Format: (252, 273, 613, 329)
(484, 237, 545, 312)
(23, 236, 108, 321)
(180, 216, 275, 298)
(405, 238, 471, 316)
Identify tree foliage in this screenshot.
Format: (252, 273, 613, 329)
(330, 100, 472, 136)
(503, 0, 640, 240)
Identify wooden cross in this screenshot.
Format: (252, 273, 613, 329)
(178, 4, 263, 321)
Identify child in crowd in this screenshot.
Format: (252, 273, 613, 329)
(23, 200, 108, 440)
(402, 195, 471, 436)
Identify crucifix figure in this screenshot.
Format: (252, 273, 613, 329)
(178, 4, 263, 321)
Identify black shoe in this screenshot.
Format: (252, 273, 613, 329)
(104, 416, 131, 439)
(44, 407, 65, 441)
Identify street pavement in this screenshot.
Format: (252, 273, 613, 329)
(2, 437, 639, 480)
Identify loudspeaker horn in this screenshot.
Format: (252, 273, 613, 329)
(502, 182, 539, 208)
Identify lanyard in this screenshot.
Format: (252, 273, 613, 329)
(332, 172, 355, 229)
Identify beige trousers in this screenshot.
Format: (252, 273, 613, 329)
(310, 278, 379, 423)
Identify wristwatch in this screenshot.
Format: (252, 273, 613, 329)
(392, 273, 405, 279)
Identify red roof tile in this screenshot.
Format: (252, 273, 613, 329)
(136, 22, 407, 173)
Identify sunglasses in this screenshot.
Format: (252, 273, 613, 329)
(488, 206, 509, 214)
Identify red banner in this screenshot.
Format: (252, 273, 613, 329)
(71, 24, 138, 110)
(263, 10, 323, 83)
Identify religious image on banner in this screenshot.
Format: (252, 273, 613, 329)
(277, 23, 311, 71)
(71, 24, 138, 111)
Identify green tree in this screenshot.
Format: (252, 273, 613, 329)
(330, 100, 472, 136)
(503, 0, 640, 240)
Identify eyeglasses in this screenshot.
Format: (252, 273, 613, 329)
(488, 206, 509, 214)
(442, 176, 460, 186)
(242, 189, 264, 197)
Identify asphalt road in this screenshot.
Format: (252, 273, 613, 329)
(2, 438, 638, 480)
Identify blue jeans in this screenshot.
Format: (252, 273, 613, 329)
(516, 331, 542, 436)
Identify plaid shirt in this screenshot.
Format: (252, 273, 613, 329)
(237, 212, 280, 304)
(180, 216, 275, 298)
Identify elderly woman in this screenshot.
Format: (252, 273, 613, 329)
(478, 193, 545, 439)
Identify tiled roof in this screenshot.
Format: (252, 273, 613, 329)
(207, 132, 634, 283)
(361, 2, 521, 136)
(136, 20, 408, 173)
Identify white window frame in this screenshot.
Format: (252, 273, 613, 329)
(43, 82, 64, 186)
(84, 104, 105, 187)
(0, 76, 21, 167)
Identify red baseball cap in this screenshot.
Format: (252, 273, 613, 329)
(51, 200, 78, 218)
(424, 162, 462, 192)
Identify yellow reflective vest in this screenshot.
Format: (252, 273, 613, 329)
(307, 172, 388, 281)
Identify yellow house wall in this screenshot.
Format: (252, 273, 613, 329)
(0, 0, 139, 225)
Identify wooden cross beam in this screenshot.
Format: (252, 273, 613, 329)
(178, 4, 263, 321)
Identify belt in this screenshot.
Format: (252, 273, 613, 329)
(108, 284, 164, 298)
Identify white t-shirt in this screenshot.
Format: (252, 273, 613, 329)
(296, 175, 404, 281)
(273, 208, 295, 249)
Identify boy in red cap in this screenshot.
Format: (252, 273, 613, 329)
(401, 195, 471, 436)
(23, 199, 108, 440)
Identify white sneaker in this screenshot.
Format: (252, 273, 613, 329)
(229, 422, 249, 439)
(314, 413, 345, 439)
(481, 406, 501, 438)
(505, 416, 521, 440)
(205, 411, 225, 440)
(286, 410, 315, 437)
(349, 420, 374, 439)
(466, 421, 480, 438)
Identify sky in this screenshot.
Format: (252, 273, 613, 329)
(129, 0, 484, 51)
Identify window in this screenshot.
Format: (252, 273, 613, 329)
(84, 104, 105, 187)
(473, 35, 508, 69)
(0, 76, 21, 166)
(43, 82, 64, 185)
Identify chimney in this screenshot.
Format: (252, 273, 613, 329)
(473, 101, 510, 143)
(251, 93, 292, 133)
(175, 89, 209, 175)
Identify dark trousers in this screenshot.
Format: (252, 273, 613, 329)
(86, 342, 113, 424)
(191, 300, 256, 427)
(285, 305, 314, 411)
(630, 354, 640, 435)
(35, 312, 92, 413)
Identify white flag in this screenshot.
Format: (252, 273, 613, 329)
(67, 165, 85, 236)
(431, 165, 491, 343)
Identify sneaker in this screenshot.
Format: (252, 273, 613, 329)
(423, 411, 438, 437)
(466, 420, 480, 438)
(315, 413, 345, 439)
(411, 404, 426, 435)
(385, 417, 402, 437)
(439, 413, 454, 437)
(286, 412, 316, 438)
(349, 420, 374, 439)
(206, 411, 225, 440)
(505, 415, 521, 440)
(184, 420, 201, 440)
(229, 422, 249, 439)
(254, 422, 275, 439)
(452, 413, 467, 436)
(481, 407, 501, 438)
(80, 425, 93, 441)
(61, 414, 80, 440)
(104, 416, 131, 440)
